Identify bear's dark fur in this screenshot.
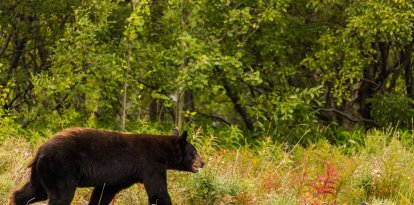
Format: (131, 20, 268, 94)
(10, 128, 204, 205)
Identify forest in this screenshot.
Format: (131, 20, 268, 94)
(1, 0, 414, 204)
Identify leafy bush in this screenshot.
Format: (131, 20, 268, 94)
(0, 117, 21, 142)
(368, 92, 414, 129)
(217, 125, 244, 149)
(187, 170, 242, 204)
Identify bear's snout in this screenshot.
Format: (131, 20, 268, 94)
(192, 154, 205, 173)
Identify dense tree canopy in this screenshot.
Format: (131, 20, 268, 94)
(0, 0, 413, 141)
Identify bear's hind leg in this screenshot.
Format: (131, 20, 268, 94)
(10, 181, 47, 205)
(43, 179, 77, 205)
(11, 165, 48, 205)
(36, 157, 78, 205)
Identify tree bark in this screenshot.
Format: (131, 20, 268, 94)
(378, 42, 389, 86)
(121, 42, 132, 131)
(0, 28, 12, 58)
(402, 42, 413, 98)
(6, 36, 26, 81)
(358, 62, 376, 128)
(176, 91, 184, 130)
(149, 100, 158, 122)
(184, 90, 194, 112)
(220, 76, 254, 131)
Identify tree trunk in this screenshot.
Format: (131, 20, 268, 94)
(402, 43, 413, 98)
(0, 28, 12, 58)
(184, 90, 194, 111)
(378, 42, 389, 91)
(358, 63, 376, 128)
(176, 91, 184, 130)
(221, 78, 254, 131)
(6, 36, 26, 82)
(121, 42, 132, 131)
(147, 0, 166, 123)
(149, 100, 158, 122)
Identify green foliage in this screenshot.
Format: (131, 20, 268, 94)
(0, 117, 20, 142)
(26, 0, 124, 129)
(1, 0, 414, 143)
(187, 170, 242, 205)
(303, 0, 414, 106)
(368, 92, 414, 129)
(217, 125, 244, 149)
(326, 127, 366, 153)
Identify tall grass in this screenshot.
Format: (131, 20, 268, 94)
(1, 126, 414, 204)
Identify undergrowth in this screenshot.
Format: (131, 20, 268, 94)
(1, 124, 414, 204)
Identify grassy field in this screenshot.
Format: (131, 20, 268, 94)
(1, 127, 414, 204)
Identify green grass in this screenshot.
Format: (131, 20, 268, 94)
(2, 127, 414, 204)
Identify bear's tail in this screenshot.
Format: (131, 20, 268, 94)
(27, 153, 39, 168)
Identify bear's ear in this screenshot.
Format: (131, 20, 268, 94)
(178, 131, 188, 143)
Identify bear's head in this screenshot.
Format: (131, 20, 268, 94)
(177, 131, 205, 173)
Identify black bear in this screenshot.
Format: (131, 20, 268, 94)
(10, 128, 204, 205)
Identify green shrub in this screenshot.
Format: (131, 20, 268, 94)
(0, 117, 21, 142)
(187, 170, 242, 204)
(217, 125, 244, 149)
(368, 92, 414, 129)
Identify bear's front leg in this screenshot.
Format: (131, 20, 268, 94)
(89, 185, 127, 205)
(143, 170, 172, 205)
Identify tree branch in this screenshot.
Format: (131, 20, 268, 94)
(193, 108, 232, 126)
(215, 66, 254, 131)
(319, 108, 379, 127)
(0, 29, 12, 57)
